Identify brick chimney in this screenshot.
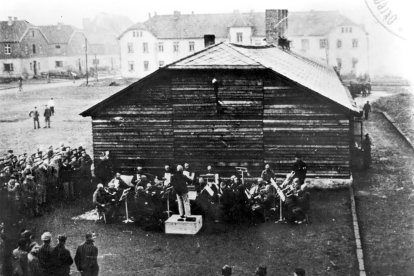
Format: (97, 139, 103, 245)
(265, 9, 288, 45)
(7, 16, 13, 26)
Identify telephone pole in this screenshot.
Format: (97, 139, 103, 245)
(84, 36, 89, 86)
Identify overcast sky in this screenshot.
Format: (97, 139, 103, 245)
(1, 0, 413, 80)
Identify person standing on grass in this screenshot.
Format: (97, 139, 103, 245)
(38, 232, 55, 276)
(74, 233, 99, 276)
(52, 235, 73, 276)
(171, 165, 192, 220)
(48, 98, 55, 115)
(29, 107, 40, 129)
(363, 101, 371, 120)
(43, 105, 52, 128)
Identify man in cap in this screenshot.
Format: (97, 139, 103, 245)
(52, 234, 73, 276)
(38, 232, 55, 275)
(74, 233, 99, 276)
(93, 184, 107, 221)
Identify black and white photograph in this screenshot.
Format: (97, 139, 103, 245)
(0, 0, 412, 275)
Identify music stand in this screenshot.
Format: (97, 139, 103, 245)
(122, 189, 134, 223)
(271, 178, 286, 223)
(236, 167, 248, 185)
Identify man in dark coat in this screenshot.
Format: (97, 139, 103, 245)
(261, 164, 275, 184)
(171, 165, 192, 220)
(29, 107, 40, 129)
(43, 105, 52, 128)
(363, 101, 371, 120)
(74, 233, 99, 276)
(362, 133, 372, 169)
(52, 235, 73, 276)
(95, 151, 114, 185)
(38, 232, 55, 276)
(292, 153, 307, 185)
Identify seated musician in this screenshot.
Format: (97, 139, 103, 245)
(131, 166, 145, 187)
(135, 175, 150, 189)
(292, 153, 307, 185)
(261, 164, 275, 184)
(93, 184, 107, 221)
(229, 175, 241, 190)
(108, 173, 130, 191)
(284, 178, 309, 224)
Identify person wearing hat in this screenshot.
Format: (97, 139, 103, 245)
(74, 233, 99, 276)
(171, 165, 192, 220)
(38, 232, 55, 275)
(52, 234, 73, 276)
(292, 153, 307, 185)
(221, 264, 232, 276)
(43, 105, 52, 128)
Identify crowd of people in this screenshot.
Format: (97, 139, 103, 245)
(2, 227, 99, 276)
(92, 153, 311, 228)
(0, 144, 93, 220)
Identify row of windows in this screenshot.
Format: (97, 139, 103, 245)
(336, 57, 359, 69)
(3, 61, 63, 72)
(300, 38, 359, 50)
(341, 27, 353, 33)
(127, 41, 196, 54)
(4, 44, 39, 54)
(132, 31, 143, 38)
(127, 60, 166, 72)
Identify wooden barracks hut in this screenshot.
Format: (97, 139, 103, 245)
(81, 42, 361, 181)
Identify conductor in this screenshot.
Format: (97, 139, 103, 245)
(171, 165, 192, 221)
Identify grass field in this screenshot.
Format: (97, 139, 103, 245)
(0, 83, 360, 275)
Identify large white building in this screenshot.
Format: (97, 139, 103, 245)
(118, 10, 369, 79)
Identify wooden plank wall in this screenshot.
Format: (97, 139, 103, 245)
(263, 74, 351, 177)
(171, 70, 264, 175)
(89, 69, 352, 178)
(91, 75, 173, 173)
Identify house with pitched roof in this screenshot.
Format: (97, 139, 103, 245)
(81, 42, 361, 183)
(118, 10, 368, 79)
(0, 17, 50, 78)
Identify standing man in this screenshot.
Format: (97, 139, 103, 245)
(29, 107, 40, 129)
(292, 153, 307, 185)
(52, 235, 73, 276)
(44, 105, 52, 128)
(18, 76, 23, 91)
(261, 164, 275, 184)
(363, 101, 371, 120)
(362, 133, 372, 169)
(48, 98, 55, 115)
(171, 165, 192, 220)
(74, 233, 99, 276)
(38, 232, 55, 276)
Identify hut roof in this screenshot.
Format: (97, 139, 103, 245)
(81, 42, 358, 117)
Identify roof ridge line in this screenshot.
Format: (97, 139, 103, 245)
(225, 43, 266, 67)
(165, 42, 225, 68)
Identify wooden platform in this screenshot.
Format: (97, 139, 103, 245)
(165, 215, 203, 235)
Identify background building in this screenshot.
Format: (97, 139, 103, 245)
(118, 10, 369, 79)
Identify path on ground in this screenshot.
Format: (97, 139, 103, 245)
(353, 110, 414, 275)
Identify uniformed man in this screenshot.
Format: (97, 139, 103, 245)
(292, 153, 307, 185)
(52, 234, 73, 276)
(74, 233, 99, 276)
(171, 165, 192, 220)
(362, 133, 372, 169)
(363, 101, 371, 120)
(43, 105, 52, 128)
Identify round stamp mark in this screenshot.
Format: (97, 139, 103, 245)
(364, 0, 407, 40)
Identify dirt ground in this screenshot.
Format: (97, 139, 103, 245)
(0, 83, 359, 275)
(353, 96, 414, 275)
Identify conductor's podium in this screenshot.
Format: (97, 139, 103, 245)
(165, 215, 203, 235)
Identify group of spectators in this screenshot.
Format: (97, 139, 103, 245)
(0, 144, 93, 219)
(92, 154, 311, 229)
(4, 227, 98, 276)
